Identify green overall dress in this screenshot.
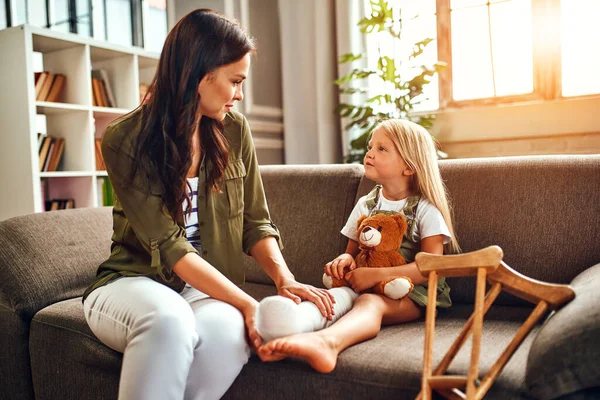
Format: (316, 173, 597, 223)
(364, 185, 452, 308)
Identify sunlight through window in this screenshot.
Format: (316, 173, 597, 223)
(561, 0, 600, 97)
(451, 0, 533, 100)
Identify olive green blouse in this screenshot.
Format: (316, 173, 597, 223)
(83, 109, 282, 300)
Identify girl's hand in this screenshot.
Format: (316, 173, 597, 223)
(324, 253, 356, 280)
(277, 278, 335, 320)
(345, 268, 386, 293)
(240, 299, 261, 350)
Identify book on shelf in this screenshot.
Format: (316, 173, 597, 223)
(38, 134, 65, 172)
(91, 69, 115, 107)
(45, 198, 75, 211)
(95, 138, 106, 170)
(34, 72, 66, 102)
(96, 177, 115, 207)
(139, 83, 150, 104)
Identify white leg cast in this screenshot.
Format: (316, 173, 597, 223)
(383, 277, 413, 300)
(256, 287, 358, 342)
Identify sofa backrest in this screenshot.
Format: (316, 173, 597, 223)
(0, 207, 113, 321)
(356, 155, 600, 305)
(244, 164, 364, 287)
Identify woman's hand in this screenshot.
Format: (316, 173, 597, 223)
(324, 253, 356, 280)
(345, 267, 386, 293)
(277, 278, 336, 320)
(240, 299, 261, 350)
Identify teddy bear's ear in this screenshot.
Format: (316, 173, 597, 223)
(393, 214, 408, 233)
(356, 215, 368, 230)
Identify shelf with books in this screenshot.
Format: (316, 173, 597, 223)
(41, 176, 95, 210)
(38, 110, 94, 172)
(0, 25, 159, 220)
(31, 41, 90, 106)
(90, 49, 137, 109)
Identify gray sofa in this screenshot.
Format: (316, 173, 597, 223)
(1, 155, 599, 400)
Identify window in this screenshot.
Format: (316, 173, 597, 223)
(365, 0, 600, 109)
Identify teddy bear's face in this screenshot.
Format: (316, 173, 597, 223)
(356, 213, 407, 252)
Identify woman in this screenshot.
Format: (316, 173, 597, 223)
(82, 9, 334, 400)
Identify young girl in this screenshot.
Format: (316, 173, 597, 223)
(256, 119, 460, 373)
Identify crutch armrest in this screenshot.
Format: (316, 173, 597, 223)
(415, 246, 504, 278)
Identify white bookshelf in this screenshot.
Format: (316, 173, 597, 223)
(0, 24, 159, 220)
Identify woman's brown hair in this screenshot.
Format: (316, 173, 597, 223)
(131, 9, 255, 221)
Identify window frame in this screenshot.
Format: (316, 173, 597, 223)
(435, 0, 593, 109)
(1, 0, 154, 49)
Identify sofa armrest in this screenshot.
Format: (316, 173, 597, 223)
(526, 263, 600, 400)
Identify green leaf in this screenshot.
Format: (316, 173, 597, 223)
(358, 0, 394, 34)
(334, 69, 377, 85)
(338, 87, 369, 95)
(338, 53, 363, 64)
(409, 38, 434, 60)
(377, 56, 398, 83)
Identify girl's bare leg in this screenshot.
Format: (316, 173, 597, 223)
(257, 294, 422, 373)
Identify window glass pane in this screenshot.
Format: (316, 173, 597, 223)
(0, 2, 7, 29)
(451, 5, 494, 99)
(489, 0, 533, 96)
(15, 1, 28, 25)
(561, 0, 600, 96)
(106, 0, 133, 46)
(93, 0, 107, 40)
(30, 0, 48, 27)
(451, 0, 532, 100)
(51, 0, 70, 33)
(144, 0, 167, 53)
(76, 0, 91, 36)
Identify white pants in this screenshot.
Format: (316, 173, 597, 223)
(83, 276, 250, 400)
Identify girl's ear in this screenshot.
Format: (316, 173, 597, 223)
(403, 168, 415, 176)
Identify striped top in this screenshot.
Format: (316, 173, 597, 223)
(184, 177, 202, 254)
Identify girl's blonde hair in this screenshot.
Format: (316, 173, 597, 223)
(376, 119, 460, 253)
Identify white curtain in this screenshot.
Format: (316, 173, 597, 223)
(278, 0, 341, 164)
(335, 0, 368, 160)
(278, 0, 367, 163)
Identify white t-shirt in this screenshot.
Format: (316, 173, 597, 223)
(341, 191, 451, 245)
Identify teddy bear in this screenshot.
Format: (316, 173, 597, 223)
(323, 213, 414, 300)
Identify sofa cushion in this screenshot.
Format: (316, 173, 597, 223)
(0, 207, 113, 320)
(526, 263, 600, 400)
(29, 283, 537, 400)
(0, 303, 35, 400)
(244, 165, 364, 287)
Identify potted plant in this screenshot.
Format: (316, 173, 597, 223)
(336, 0, 446, 163)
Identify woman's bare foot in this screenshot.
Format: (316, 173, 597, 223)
(257, 332, 339, 373)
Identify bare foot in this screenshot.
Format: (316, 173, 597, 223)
(257, 332, 338, 373)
